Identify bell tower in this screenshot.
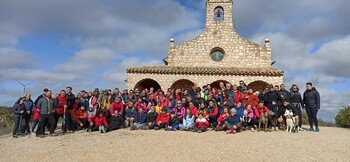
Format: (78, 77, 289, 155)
(205, 0, 235, 31)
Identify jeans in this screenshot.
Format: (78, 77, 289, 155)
(305, 106, 318, 128)
(13, 115, 25, 136)
(165, 124, 179, 130)
(134, 123, 148, 130)
(224, 121, 241, 130)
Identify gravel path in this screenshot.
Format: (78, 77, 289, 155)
(0, 126, 349, 162)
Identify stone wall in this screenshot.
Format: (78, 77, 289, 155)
(127, 73, 283, 92)
(166, 0, 273, 68)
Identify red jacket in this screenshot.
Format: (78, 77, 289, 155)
(88, 115, 108, 127)
(55, 95, 67, 115)
(194, 118, 209, 129)
(156, 113, 170, 124)
(190, 106, 198, 118)
(111, 101, 124, 115)
(255, 105, 269, 119)
(75, 109, 88, 125)
(247, 94, 259, 108)
(208, 106, 218, 117)
(234, 90, 241, 104)
(33, 107, 39, 120)
(217, 113, 229, 124)
(240, 92, 249, 106)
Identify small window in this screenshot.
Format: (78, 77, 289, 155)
(210, 47, 225, 62)
(214, 7, 224, 21)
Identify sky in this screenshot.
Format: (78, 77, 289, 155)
(0, 0, 349, 122)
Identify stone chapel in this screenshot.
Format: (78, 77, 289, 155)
(126, 0, 284, 92)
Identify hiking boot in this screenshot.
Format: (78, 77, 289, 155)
(257, 128, 260, 132)
(299, 128, 303, 131)
(315, 127, 320, 132)
(13, 135, 18, 138)
(309, 127, 314, 131)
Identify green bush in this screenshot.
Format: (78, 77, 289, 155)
(335, 106, 350, 128)
(0, 106, 13, 128)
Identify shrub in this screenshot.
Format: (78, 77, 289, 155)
(0, 106, 13, 128)
(335, 106, 350, 128)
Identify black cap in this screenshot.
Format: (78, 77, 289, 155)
(43, 88, 49, 92)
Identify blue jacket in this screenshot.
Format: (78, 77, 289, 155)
(125, 107, 137, 118)
(23, 99, 34, 113)
(226, 114, 240, 125)
(135, 112, 147, 124)
(236, 107, 244, 118)
(182, 114, 194, 127)
(12, 104, 25, 117)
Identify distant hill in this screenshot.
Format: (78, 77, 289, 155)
(0, 106, 13, 128)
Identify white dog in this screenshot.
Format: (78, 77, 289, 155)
(284, 109, 295, 132)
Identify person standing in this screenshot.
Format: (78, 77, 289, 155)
(303, 82, 320, 132)
(54, 90, 68, 133)
(289, 84, 304, 131)
(66, 86, 76, 133)
(12, 97, 26, 138)
(37, 90, 57, 138)
(23, 93, 34, 134)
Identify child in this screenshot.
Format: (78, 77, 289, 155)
(87, 110, 108, 133)
(179, 108, 194, 131)
(75, 106, 88, 130)
(242, 104, 255, 131)
(215, 106, 230, 131)
(124, 101, 137, 128)
(165, 112, 180, 131)
(193, 113, 209, 133)
(155, 108, 170, 130)
(106, 110, 124, 132)
(87, 106, 96, 117)
(31, 106, 40, 134)
(224, 109, 241, 134)
(131, 108, 148, 130)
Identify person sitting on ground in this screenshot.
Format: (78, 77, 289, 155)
(236, 102, 244, 119)
(131, 108, 148, 130)
(155, 108, 170, 130)
(179, 108, 195, 131)
(106, 110, 124, 132)
(75, 105, 88, 130)
(147, 106, 158, 129)
(173, 101, 186, 122)
(124, 101, 137, 128)
(165, 112, 180, 131)
(87, 106, 96, 118)
(224, 108, 241, 134)
(87, 110, 108, 133)
(242, 104, 255, 132)
(193, 113, 210, 133)
(215, 106, 230, 131)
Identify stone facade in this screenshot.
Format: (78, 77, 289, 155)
(126, 0, 284, 92)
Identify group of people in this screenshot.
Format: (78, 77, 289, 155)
(11, 80, 321, 138)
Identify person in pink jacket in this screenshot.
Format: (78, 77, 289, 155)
(242, 104, 256, 131)
(134, 97, 148, 113)
(111, 97, 124, 115)
(173, 101, 186, 122)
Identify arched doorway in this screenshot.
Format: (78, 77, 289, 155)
(134, 78, 161, 91)
(171, 79, 195, 90)
(248, 80, 269, 92)
(210, 80, 230, 89)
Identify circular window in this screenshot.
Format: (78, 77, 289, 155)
(211, 49, 225, 62)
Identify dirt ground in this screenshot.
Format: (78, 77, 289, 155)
(0, 126, 349, 162)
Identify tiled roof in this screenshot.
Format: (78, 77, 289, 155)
(127, 66, 284, 76)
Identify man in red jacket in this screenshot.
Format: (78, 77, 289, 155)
(155, 108, 170, 130)
(54, 90, 68, 133)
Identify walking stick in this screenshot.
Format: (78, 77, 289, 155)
(62, 107, 66, 135)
